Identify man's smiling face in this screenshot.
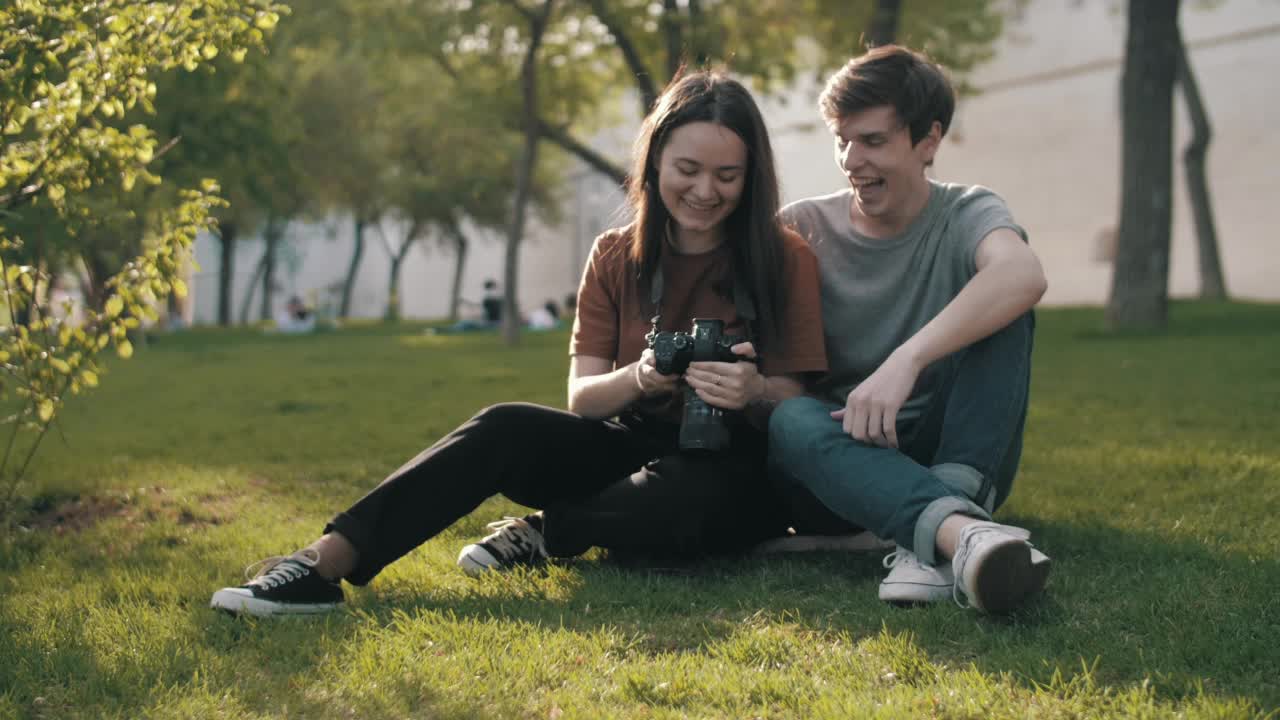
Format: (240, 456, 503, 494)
(830, 105, 939, 234)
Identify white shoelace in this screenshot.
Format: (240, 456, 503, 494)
(244, 548, 320, 589)
(882, 548, 923, 571)
(482, 517, 547, 562)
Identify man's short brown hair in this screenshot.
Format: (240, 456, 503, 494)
(820, 45, 955, 145)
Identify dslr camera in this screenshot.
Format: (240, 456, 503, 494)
(647, 318, 751, 451)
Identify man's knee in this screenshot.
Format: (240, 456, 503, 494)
(768, 396, 828, 456)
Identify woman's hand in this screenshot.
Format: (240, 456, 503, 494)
(684, 342, 764, 410)
(634, 348, 681, 398)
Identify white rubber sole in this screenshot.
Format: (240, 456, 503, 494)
(209, 588, 340, 617)
(456, 544, 499, 578)
(879, 572, 955, 605)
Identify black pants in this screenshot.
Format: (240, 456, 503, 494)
(326, 403, 791, 585)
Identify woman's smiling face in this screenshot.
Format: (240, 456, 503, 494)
(656, 121, 748, 245)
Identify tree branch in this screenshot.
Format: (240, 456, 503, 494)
(586, 0, 658, 114)
(661, 0, 683, 80)
(500, 0, 536, 23)
(534, 117, 627, 186)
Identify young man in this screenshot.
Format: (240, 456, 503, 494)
(770, 45, 1051, 613)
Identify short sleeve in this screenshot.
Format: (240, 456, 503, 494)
(953, 187, 1029, 276)
(759, 230, 828, 376)
(779, 200, 818, 247)
(570, 231, 624, 361)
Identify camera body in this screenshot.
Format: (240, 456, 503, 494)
(647, 318, 750, 451)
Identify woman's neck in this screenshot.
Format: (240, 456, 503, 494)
(666, 222, 724, 255)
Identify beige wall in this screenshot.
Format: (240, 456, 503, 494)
(189, 0, 1279, 323)
(769, 0, 1280, 305)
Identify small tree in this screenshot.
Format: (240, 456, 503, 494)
(0, 0, 281, 519)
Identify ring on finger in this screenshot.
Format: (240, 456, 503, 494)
(714, 374, 721, 386)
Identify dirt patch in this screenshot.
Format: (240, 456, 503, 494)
(22, 495, 131, 534)
(19, 486, 240, 535)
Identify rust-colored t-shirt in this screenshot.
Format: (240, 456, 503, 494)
(571, 225, 828, 423)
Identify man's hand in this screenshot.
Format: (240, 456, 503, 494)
(684, 342, 764, 410)
(831, 348, 922, 448)
(635, 348, 681, 397)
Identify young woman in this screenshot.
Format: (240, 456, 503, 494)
(211, 71, 828, 616)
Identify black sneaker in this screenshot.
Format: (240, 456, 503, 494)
(456, 516, 548, 577)
(210, 549, 344, 616)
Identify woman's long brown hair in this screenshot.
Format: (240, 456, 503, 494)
(625, 70, 787, 344)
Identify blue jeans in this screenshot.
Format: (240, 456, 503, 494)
(768, 313, 1034, 566)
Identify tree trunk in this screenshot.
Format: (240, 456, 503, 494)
(340, 215, 366, 319)
(239, 253, 266, 325)
(867, 0, 902, 47)
(385, 222, 420, 322)
(386, 254, 404, 322)
(446, 218, 469, 323)
(260, 216, 284, 321)
(1175, 27, 1227, 300)
(1107, 0, 1181, 331)
(503, 0, 554, 345)
(216, 221, 237, 327)
(79, 248, 111, 312)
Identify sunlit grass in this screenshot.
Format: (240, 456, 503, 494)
(1, 302, 1277, 718)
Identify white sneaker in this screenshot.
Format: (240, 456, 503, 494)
(951, 522, 1051, 613)
(878, 548, 955, 605)
(457, 516, 549, 577)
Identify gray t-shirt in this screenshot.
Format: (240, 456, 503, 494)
(780, 180, 1027, 419)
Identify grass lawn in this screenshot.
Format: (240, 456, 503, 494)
(1, 302, 1277, 719)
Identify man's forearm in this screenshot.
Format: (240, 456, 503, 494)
(898, 257, 1046, 369)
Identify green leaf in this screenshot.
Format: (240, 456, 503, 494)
(38, 400, 54, 423)
(105, 296, 124, 318)
(81, 369, 99, 387)
(50, 358, 72, 374)
(116, 339, 133, 359)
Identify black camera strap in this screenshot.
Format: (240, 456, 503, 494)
(645, 262, 757, 346)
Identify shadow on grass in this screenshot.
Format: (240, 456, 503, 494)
(347, 519, 1279, 712)
(2, 509, 1276, 716)
(0, 530, 508, 720)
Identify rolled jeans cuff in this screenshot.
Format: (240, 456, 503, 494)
(913, 495, 989, 566)
(931, 462, 995, 514)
